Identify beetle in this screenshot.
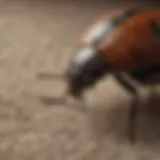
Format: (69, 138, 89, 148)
(66, 6, 160, 142)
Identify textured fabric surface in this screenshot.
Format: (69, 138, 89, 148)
(0, 1, 159, 160)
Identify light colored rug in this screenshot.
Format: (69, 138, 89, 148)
(0, 1, 159, 160)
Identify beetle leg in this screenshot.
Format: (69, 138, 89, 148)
(113, 71, 139, 142)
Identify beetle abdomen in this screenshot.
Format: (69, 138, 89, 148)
(82, 7, 143, 47)
(97, 9, 160, 72)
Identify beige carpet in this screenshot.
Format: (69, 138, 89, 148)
(0, 1, 160, 159)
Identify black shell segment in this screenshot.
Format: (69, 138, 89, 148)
(66, 46, 110, 97)
(130, 64, 160, 83)
(150, 20, 160, 38)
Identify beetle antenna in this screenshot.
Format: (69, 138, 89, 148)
(36, 72, 66, 80)
(36, 73, 87, 113)
(38, 94, 86, 113)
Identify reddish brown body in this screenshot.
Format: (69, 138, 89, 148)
(66, 7, 160, 142)
(81, 8, 160, 72)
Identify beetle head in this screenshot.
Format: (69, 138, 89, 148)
(66, 45, 110, 99)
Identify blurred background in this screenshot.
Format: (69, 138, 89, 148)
(0, 0, 159, 160)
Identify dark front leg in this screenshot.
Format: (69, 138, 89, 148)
(113, 71, 139, 142)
